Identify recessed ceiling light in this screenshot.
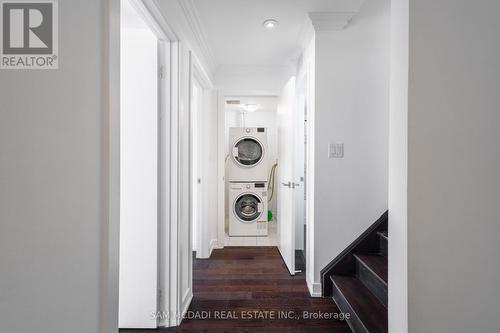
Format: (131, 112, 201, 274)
(241, 103, 261, 112)
(263, 19, 278, 30)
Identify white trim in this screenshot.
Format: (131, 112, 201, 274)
(217, 92, 225, 246)
(208, 239, 221, 257)
(297, 17, 315, 50)
(307, 280, 322, 298)
(189, 52, 213, 261)
(308, 12, 357, 31)
(301, 37, 316, 298)
(178, 0, 217, 71)
(192, 52, 214, 89)
(180, 289, 193, 320)
(168, 40, 181, 328)
(128, 0, 175, 40)
(219, 90, 281, 97)
(140, 0, 178, 40)
(157, 39, 171, 328)
(181, 288, 192, 307)
(189, 53, 202, 260)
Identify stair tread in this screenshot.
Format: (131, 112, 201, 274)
(354, 253, 388, 284)
(331, 275, 388, 333)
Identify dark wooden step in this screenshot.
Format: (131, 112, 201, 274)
(377, 231, 388, 257)
(354, 254, 387, 283)
(353, 254, 387, 307)
(331, 275, 388, 333)
(321, 211, 388, 297)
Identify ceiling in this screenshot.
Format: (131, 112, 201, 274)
(192, 0, 364, 67)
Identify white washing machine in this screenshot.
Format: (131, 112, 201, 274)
(228, 127, 269, 182)
(229, 182, 268, 236)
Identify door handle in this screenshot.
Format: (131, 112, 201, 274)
(292, 183, 300, 189)
(281, 181, 291, 188)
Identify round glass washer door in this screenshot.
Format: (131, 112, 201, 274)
(234, 194, 262, 223)
(233, 138, 264, 167)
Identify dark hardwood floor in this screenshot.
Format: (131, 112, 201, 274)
(120, 247, 351, 333)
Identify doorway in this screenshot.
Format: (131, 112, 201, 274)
(223, 94, 280, 247)
(214, 85, 310, 276)
(118, 0, 173, 329)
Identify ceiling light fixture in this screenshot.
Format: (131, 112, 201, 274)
(263, 19, 278, 30)
(241, 103, 261, 112)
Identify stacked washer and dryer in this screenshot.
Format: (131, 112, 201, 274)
(228, 127, 269, 237)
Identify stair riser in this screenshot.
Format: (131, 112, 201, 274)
(331, 280, 370, 333)
(356, 260, 388, 308)
(379, 235, 388, 257)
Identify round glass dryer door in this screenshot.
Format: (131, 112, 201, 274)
(234, 138, 263, 167)
(234, 194, 262, 223)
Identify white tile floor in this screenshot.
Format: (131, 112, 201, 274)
(224, 220, 277, 246)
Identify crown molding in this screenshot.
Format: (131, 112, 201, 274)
(178, 0, 217, 72)
(308, 12, 357, 31)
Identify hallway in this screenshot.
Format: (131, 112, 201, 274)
(120, 247, 351, 332)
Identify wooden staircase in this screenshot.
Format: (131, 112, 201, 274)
(321, 212, 388, 333)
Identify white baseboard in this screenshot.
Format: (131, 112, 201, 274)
(177, 288, 193, 326)
(209, 238, 222, 257)
(307, 278, 322, 297)
(158, 317, 167, 328)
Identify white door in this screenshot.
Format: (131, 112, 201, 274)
(277, 77, 297, 275)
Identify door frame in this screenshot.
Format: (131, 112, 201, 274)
(104, 0, 183, 330)
(216, 88, 314, 283)
(216, 89, 280, 246)
(190, 76, 202, 256)
(276, 76, 298, 276)
(189, 52, 214, 261)
(289, 37, 318, 296)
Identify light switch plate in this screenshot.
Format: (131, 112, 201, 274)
(329, 143, 344, 158)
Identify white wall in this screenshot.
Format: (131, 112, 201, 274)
(313, 0, 390, 283)
(119, 11, 158, 328)
(403, 1, 500, 332)
(0, 0, 108, 332)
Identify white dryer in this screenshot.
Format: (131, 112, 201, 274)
(228, 127, 269, 182)
(229, 182, 268, 237)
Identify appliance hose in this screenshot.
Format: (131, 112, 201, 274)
(267, 162, 278, 202)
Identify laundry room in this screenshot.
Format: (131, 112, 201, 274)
(213, 68, 309, 276)
(224, 96, 280, 246)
